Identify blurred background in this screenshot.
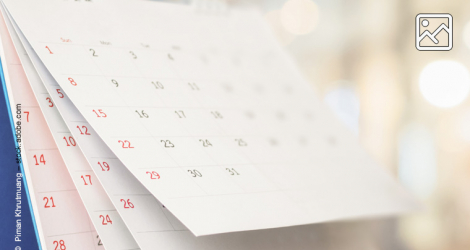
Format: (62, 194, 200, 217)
(170, 0, 470, 249)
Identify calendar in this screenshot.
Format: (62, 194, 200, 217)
(0, 0, 419, 249)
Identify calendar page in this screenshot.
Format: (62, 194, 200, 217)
(1, 0, 419, 236)
(3, 20, 372, 250)
(0, 12, 103, 250)
(0, 20, 38, 250)
(0, 7, 143, 250)
(3, 6, 335, 249)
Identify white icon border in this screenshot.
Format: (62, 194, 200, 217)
(415, 13, 453, 51)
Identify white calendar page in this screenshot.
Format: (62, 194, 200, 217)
(6, 8, 334, 249)
(4, 5, 189, 249)
(0, 7, 143, 250)
(2, 0, 419, 236)
(0, 12, 100, 250)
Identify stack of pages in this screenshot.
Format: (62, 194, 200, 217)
(0, 0, 418, 249)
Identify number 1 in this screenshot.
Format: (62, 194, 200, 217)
(45, 46, 53, 54)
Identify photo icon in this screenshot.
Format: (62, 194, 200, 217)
(416, 13, 452, 51)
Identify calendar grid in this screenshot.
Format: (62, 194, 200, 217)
(1, 9, 143, 249)
(10, 16, 216, 248)
(2, 0, 419, 240)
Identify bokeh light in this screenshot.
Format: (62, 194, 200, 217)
(419, 61, 470, 108)
(398, 123, 437, 199)
(264, 10, 296, 46)
(280, 0, 319, 35)
(458, 108, 470, 143)
(463, 20, 470, 50)
(324, 85, 360, 135)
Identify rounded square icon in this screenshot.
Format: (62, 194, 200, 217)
(416, 13, 453, 51)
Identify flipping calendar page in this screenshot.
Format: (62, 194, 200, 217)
(0, 36, 39, 250)
(0, 18, 105, 250)
(1, 0, 419, 236)
(0, 7, 146, 249)
(2, 5, 349, 249)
